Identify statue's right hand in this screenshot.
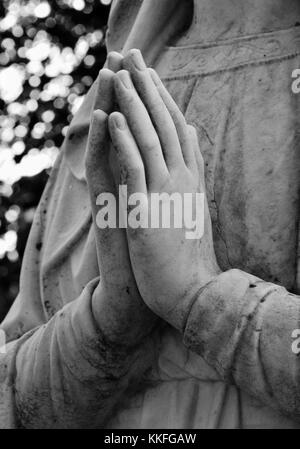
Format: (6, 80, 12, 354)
(85, 56, 158, 347)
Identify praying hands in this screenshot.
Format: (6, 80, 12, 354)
(85, 49, 220, 345)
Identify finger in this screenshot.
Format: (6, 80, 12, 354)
(92, 53, 123, 114)
(91, 67, 120, 202)
(108, 112, 147, 197)
(86, 110, 112, 202)
(187, 125, 205, 184)
(149, 68, 197, 171)
(106, 51, 123, 72)
(105, 52, 124, 184)
(93, 68, 116, 112)
(114, 69, 169, 188)
(85, 110, 113, 273)
(123, 49, 184, 170)
(86, 110, 131, 279)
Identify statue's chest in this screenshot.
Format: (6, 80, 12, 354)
(158, 51, 300, 291)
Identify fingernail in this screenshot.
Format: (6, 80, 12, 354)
(117, 70, 133, 89)
(111, 113, 126, 130)
(131, 49, 146, 70)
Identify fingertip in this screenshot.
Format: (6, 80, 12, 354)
(99, 67, 114, 80)
(123, 48, 146, 72)
(114, 69, 133, 90)
(96, 69, 114, 97)
(109, 111, 127, 131)
(107, 51, 123, 58)
(92, 109, 108, 124)
(126, 48, 143, 62)
(107, 51, 124, 72)
(127, 48, 142, 57)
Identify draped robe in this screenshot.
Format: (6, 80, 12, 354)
(0, 0, 300, 428)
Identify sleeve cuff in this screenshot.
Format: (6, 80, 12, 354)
(183, 269, 281, 378)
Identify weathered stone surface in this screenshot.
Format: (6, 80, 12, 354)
(0, 0, 300, 429)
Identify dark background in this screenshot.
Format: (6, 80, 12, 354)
(0, 0, 111, 320)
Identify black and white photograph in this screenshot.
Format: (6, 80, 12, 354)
(0, 0, 300, 435)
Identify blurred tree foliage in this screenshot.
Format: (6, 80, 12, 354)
(0, 0, 111, 320)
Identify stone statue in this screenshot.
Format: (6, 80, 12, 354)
(0, 0, 300, 428)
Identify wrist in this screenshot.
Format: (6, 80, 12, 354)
(92, 280, 157, 348)
(164, 269, 221, 333)
(182, 269, 251, 375)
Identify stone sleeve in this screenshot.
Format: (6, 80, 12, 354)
(183, 269, 300, 421)
(0, 279, 153, 428)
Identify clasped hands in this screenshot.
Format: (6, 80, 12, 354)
(85, 49, 220, 347)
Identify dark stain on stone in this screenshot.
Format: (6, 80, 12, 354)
(44, 300, 51, 313)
